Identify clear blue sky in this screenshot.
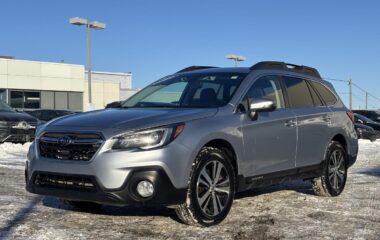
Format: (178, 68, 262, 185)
(1, 0, 380, 108)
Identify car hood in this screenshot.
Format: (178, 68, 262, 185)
(45, 108, 218, 137)
(0, 111, 38, 123)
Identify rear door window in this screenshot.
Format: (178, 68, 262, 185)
(283, 77, 314, 108)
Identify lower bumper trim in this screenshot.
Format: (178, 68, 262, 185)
(26, 167, 187, 206)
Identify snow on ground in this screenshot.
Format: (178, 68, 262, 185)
(0, 140, 379, 239)
(0, 143, 30, 170)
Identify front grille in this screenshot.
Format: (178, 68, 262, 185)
(39, 132, 103, 161)
(34, 173, 96, 191)
(8, 121, 38, 126)
(4, 134, 35, 143)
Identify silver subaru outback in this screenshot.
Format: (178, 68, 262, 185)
(26, 61, 358, 226)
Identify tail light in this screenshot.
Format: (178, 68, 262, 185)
(346, 111, 354, 123)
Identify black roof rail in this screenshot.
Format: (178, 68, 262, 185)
(176, 66, 218, 73)
(250, 61, 321, 78)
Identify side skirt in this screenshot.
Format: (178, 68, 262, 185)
(237, 162, 324, 192)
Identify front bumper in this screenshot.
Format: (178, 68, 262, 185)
(26, 138, 192, 206)
(26, 167, 187, 206)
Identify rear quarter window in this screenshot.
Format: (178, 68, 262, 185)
(310, 81, 338, 106)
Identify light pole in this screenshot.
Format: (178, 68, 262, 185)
(225, 54, 246, 67)
(69, 17, 106, 111)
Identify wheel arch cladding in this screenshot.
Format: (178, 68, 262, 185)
(331, 134, 347, 151)
(204, 139, 238, 177)
(330, 134, 350, 165)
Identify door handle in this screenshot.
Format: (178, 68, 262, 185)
(285, 119, 297, 128)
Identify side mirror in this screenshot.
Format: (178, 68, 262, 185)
(105, 101, 122, 109)
(248, 99, 276, 120)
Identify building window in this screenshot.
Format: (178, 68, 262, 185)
(0, 89, 6, 103)
(68, 92, 83, 111)
(24, 92, 41, 109)
(41, 91, 55, 109)
(10, 91, 24, 108)
(55, 92, 68, 110)
(7, 89, 82, 111)
(9, 90, 41, 109)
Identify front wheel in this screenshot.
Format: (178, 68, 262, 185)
(175, 147, 235, 226)
(311, 141, 347, 197)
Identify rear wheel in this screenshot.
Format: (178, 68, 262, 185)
(311, 141, 347, 197)
(175, 147, 235, 226)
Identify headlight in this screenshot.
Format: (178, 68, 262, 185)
(112, 124, 185, 150)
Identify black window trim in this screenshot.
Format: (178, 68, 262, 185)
(235, 73, 338, 112)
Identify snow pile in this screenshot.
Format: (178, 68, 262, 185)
(0, 142, 30, 170)
(357, 139, 380, 167)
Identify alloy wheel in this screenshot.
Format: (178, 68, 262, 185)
(196, 160, 231, 217)
(328, 149, 346, 191)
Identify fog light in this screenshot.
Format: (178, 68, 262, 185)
(136, 180, 154, 198)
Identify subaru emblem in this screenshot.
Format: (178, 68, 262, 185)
(58, 136, 73, 147)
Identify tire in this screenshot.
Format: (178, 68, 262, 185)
(63, 200, 102, 212)
(311, 141, 347, 197)
(175, 147, 235, 226)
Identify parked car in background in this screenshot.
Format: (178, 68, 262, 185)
(26, 61, 358, 226)
(353, 110, 380, 123)
(354, 123, 378, 142)
(354, 113, 380, 132)
(24, 109, 76, 122)
(0, 101, 38, 143)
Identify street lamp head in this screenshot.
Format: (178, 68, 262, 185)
(225, 54, 246, 61)
(69, 17, 88, 26)
(89, 21, 106, 30)
(236, 56, 246, 62)
(226, 54, 238, 60)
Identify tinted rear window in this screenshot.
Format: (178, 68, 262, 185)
(310, 81, 337, 106)
(307, 81, 324, 106)
(283, 77, 314, 108)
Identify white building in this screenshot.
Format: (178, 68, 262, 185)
(0, 57, 137, 111)
(84, 70, 137, 109)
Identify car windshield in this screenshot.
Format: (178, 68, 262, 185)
(0, 101, 13, 112)
(122, 72, 247, 108)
